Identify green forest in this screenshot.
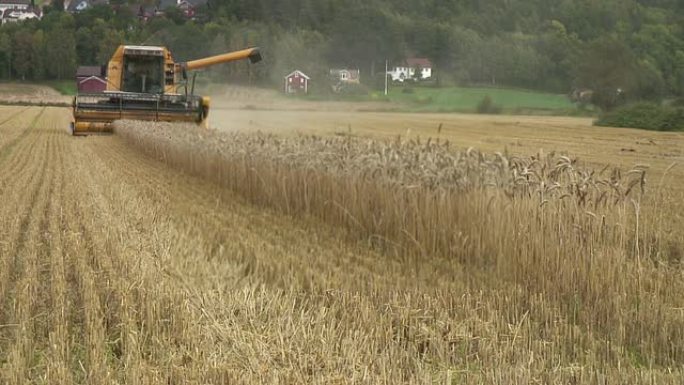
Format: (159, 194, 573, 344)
(2, 0, 684, 109)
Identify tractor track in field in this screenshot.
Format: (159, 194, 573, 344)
(68, 179, 116, 383)
(0, 107, 43, 160)
(32, 126, 63, 368)
(11, 124, 51, 264)
(0, 108, 47, 190)
(10, 126, 56, 382)
(0, 106, 31, 128)
(53, 133, 113, 383)
(0, 113, 49, 314)
(42, 125, 72, 384)
(0, 109, 110, 384)
(0, 108, 54, 381)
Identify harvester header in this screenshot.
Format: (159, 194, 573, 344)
(71, 45, 262, 135)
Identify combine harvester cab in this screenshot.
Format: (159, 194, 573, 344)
(71, 45, 261, 135)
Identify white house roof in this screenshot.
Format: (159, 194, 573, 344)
(79, 76, 107, 85)
(285, 70, 310, 80)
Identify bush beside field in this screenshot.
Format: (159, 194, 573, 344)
(295, 85, 584, 115)
(382, 85, 578, 114)
(596, 102, 684, 131)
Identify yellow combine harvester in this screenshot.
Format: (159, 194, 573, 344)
(71, 45, 261, 135)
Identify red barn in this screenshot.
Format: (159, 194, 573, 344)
(284, 70, 310, 94)
(76, 66, 107, 93)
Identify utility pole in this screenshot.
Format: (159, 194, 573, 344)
(384, 59, 388, 96)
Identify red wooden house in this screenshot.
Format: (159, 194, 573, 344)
(76, 66, 107, 93)
(284, 70, 310, 94)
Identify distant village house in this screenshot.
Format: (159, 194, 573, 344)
(176, 0, 206, 18)
(151, 0, 207, 18)
(65, 0, 108, 13)
(329, 68, 360, 84)
(329, 68, 360, 93)
(387, 58, 433, 82)
(66, 0, 207, 20)
(284, 70, 310, 94)
(0, 0, 40, 24)
(0, 0, 29, 12)
(1, 7, 39, 23)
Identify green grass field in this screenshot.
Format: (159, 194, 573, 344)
(45, 80, 77, 96)
(370, 85, 582, 114)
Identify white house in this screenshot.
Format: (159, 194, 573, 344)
(330, 68, 360, 84)
(387, 58, 433, 82)
(1, 8, 39, 23)
(0, 0, 40, 25)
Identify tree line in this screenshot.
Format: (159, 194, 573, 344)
(1, 0, 683, 108)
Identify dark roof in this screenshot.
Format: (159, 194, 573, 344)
(177, 0, 206, 7)
(0, 0, 30, 5)
(155, 0, 206, 12)
(66, 0, 88, 11)
(158, 0, 175, 9)
(137, 4, 156, 15)
(66, 0, 108, 12)
(76, 66, 104, 78)
(285, 70, 310, 80)
(406, 58, 432, 68)
(330, 68, 359, 73)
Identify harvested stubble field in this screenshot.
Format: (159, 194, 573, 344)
(0, 105, 683, 384)
(0, 83, 71, 106)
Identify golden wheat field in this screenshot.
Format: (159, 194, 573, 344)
(0, 103, 683, 384)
